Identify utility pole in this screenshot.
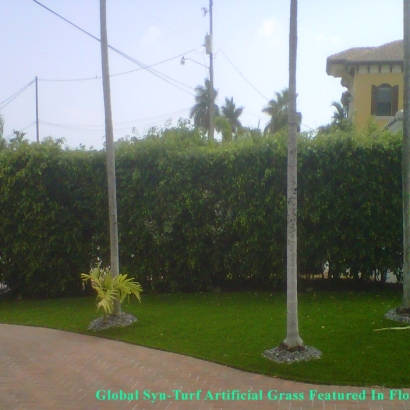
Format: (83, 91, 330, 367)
(203, 0, 215, 140)
(100, 0, 121, 315)
(35, 76, 39, 143)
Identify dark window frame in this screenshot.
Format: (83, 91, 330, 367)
(371, 84, 399, 116)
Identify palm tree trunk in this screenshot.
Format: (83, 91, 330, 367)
(100, 0, 121, 315)
(284, 0, 303, 348)
(403, 0, 410, 308)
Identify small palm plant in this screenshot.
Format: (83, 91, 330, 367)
(81, 264, 143, 318)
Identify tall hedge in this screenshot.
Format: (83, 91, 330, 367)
(115, 134, 287, 292)
(0, 126, 404, 297)
(0, 141, 108, 297)
(298, 129, 402, 280)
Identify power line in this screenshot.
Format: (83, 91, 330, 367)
(126, 0, 197, 45)
(0, 80, 35, 110)
(300, 122, 316, 132)
(39, 48, 200, 82)
(32, 0, 101, 42)
(39, 107, 191, 132)
(218, 50, 316, 131)
(108, 44, 195, 94)
(40, 121, 104, 131)
(32, 0, 195, 96)
(218, 49, 270, 102)
(120, 108, 191, 127)
(4, 122, 36, 139)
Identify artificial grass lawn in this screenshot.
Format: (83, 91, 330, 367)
(1, 289, 409, 388)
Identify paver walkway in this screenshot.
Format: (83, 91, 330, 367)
(0, 324, 409, 410)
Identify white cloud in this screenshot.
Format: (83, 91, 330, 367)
(257, 18, 276, 38)
(141, 26, 162, 48)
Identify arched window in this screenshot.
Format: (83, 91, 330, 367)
(371, 84, 399, 116)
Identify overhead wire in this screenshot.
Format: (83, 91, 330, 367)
(115, 107, 191, 126)
(126, 0, 198, 45)
(107, 44, 194, 94)
(32, 0, 196, 96)
(40, 121, 104, 131)
(39, 48, 200, 82)
(300, 123, 316, 132)
(218, 49, 270, 102)
(0, 80, 35, 110)
(11, 2, 318, 141)
(4, 122, 36, 139)
(217, 49, 316, 131)
(39, 107, 191, 132)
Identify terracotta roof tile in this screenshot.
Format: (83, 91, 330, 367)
(327, 40, 403, 64)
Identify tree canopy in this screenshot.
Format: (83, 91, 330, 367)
(220, 97, 243, 134)
(262, 88, 301, 134)
(189, 79, 220, 133)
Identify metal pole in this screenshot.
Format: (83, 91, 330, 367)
(208, 0, 215, 140)
(35, 76, 39, 143)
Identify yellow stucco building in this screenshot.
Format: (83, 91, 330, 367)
(327, 40, 403, 130)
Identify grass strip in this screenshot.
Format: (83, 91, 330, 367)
(1, 290, 408, 387)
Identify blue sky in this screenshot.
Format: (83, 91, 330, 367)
(0, 0, 404, 149)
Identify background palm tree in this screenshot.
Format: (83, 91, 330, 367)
(190, 79, 219, 134)
(329, 101, 352, 132)
(341, 90, 351, 116)
(221, 97, 243, 133)
(0, 116, 5, 150)
(215, 116, 232, 143)
(330, 101, 346, 124)
(262, 88, 301, 134)
(262, 88, 289, 134)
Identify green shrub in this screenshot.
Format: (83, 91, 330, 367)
(81, 264, 142, 316)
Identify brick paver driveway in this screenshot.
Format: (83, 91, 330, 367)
(0, 324, 408, 410)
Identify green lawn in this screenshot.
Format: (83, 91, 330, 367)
(1, 290, 409, 387)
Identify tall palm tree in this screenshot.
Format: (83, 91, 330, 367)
(100, 0, 121, 315)
(284, 0, 303, 349)
(402, 0, 410, 309)
(262, 89, 289, 134)
(221, 97, 243, 133)
(190, 79, 219, 135)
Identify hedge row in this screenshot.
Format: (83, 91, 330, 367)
(0, 126, 403, 297)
